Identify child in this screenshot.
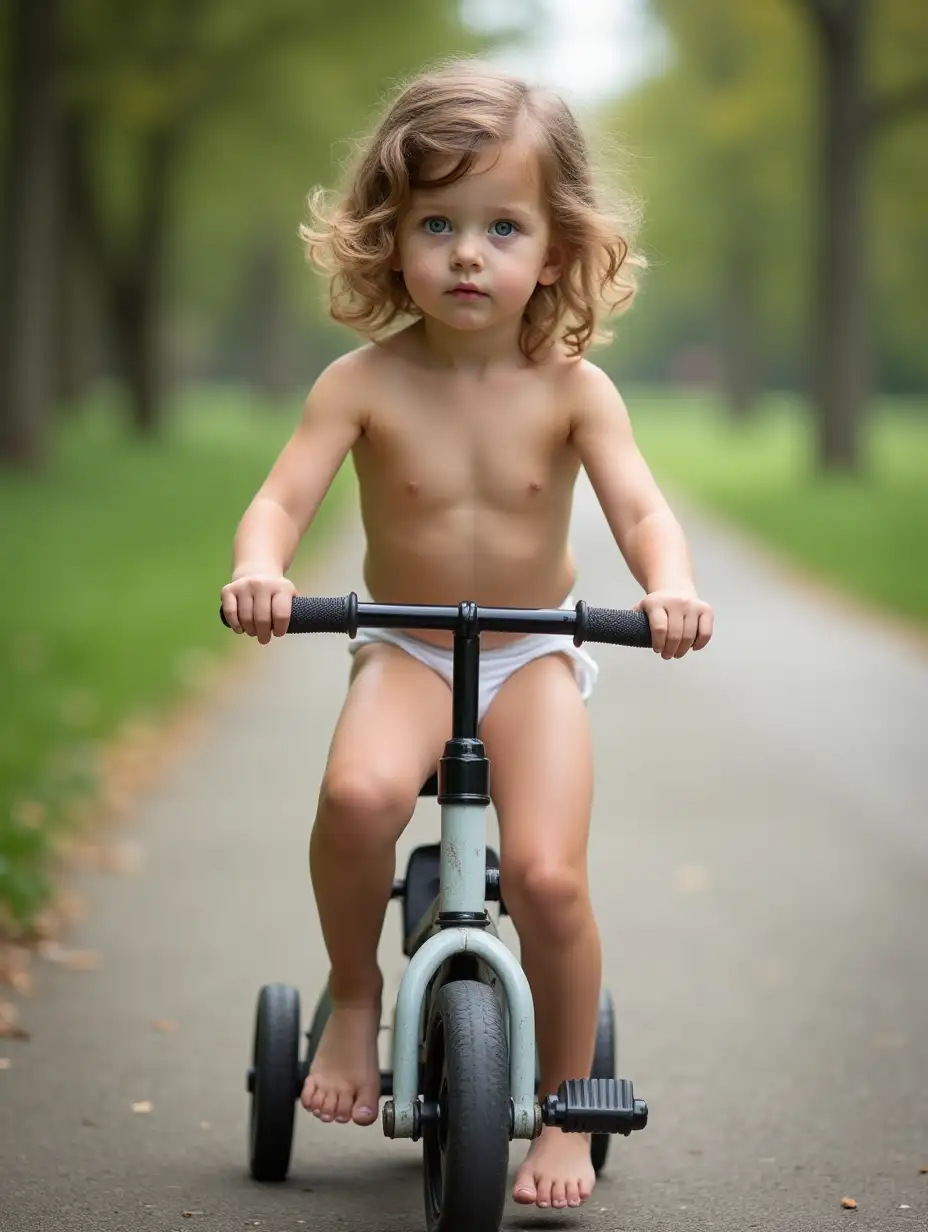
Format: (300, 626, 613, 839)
(221, 60, 713, 1211)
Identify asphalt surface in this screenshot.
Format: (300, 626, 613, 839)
(2, 476, 927, 1232)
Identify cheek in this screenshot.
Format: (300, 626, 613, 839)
(399, 242, 441, 294)
(494, 245, 545, 300)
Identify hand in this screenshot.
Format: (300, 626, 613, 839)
(220, 572, 296, 645)
(633, 589, 713, 659)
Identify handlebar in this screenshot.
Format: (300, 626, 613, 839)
(219, 592, 651, 649)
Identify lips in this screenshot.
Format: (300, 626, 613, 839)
(449, 284, 486, 298)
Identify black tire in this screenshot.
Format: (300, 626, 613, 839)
(590, 987, 616, 1176)
(422, 980, 510, 1232)
(249, 983, 301, 1182)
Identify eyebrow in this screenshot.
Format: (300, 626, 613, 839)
(408, 198, 536, 219)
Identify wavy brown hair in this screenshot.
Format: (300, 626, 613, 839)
(301, 59, 644, 359)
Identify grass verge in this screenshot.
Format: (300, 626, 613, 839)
(627, 390, 928, 629)
(0, 386, 352, 931)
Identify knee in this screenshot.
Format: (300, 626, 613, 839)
(501, 858, 590, 941)
(315, 767, 416, 853)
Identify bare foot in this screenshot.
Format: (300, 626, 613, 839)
(300, 999, 382, 1126)
(512, 1127, 596, 1209)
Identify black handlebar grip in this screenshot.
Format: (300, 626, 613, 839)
(287, 592, 358, 635)
(218, 592, 358, 635)
(577, 604, 651, 648)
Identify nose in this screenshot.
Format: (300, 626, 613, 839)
(450, 232, 483, 272)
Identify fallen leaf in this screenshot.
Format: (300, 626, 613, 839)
(0, 1001, 29, 1039)
(0, 945, 33, 993)
(673, 864, 711, 893)
(37, 942, 101, 971)
(153, 1019, 177, 1033)
(919, 1166, 928, 1174)
(131, 1100, 153, 1114)
(181, 1212, 204, 1219)
(0, 1057, 11, 1069)
(840, 1197, 857, 1209)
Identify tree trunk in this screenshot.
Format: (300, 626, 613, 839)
(247, 240, 293, 404)
(112, 130, 174, 435)
(811, 1, 869, 473)
(0, 0, 61, 468)
(55, 178, 98, 411)
(720, 242, 761, 420)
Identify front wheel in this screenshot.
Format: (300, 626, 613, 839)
(422, 980, 510, 1232)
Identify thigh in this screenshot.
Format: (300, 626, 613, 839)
(479, 653, 594, 873)
(323, 643, 453, 808)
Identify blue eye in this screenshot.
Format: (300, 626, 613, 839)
(490, 220, 517, 237)
(424, 217, 450, 234)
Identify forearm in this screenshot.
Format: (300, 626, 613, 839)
(618, 507, 696, 594)
(232, 496, 302, 578)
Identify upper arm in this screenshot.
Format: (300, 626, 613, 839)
(569, 362, 670, 544)
(254, 350, 367, 535)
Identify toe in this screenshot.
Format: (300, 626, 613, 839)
(300, 1077, 317, 1112)
(534, 1174, 552, 1209)
(333, 1087, 354, 1124)
(352, 1085, 379, 1126)
(512, 1168, 537, 1205)
(550, 1178, 567, 1209)
(566, 1179, 582, 1207)
(319, 1088, 340, 1122)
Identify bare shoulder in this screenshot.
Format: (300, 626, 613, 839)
(549, 356, 631, 434)
(300, 343, 388, 428)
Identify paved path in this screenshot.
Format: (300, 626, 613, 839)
(2, 477, 927, 1232)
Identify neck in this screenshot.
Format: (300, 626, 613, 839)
(419, 313, 526, 373)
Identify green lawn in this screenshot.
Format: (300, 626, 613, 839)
(0, 387, 352, 928)
(627, 390, 928, 627)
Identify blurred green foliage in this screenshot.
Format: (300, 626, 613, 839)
(603, 0, 928, 393)
(631, 391, 928, 626)
(0, 390, 353, 927)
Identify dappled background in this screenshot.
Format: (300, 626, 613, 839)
(1, 0, 926, 941)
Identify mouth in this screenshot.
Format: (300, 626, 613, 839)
(448, 284, 487, 299)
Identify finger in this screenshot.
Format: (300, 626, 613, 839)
(237, 589, 255, 637)
(693, 607, 714, 651)
(674, 610, 699, 658)
(662, 610, 683, 659)
(253, 588, 273, 645)
(271, 587, 293, 638)
(220, 587, 243, 634)
(648, 606, 668, 655)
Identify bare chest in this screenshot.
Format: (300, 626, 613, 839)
(353, 381, 576, 511)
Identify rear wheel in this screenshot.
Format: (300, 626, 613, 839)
(590, 987, 617, 1176)
(422, 980, 510, 1232)
(248, 983, 301, 1182)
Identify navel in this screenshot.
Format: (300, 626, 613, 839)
(406, 479, 420, 496)
(529, 480, 542, 494)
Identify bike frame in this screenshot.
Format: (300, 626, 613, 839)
(373, 599, 580, 1142)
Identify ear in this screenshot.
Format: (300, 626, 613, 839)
(537, 241, 565, 287)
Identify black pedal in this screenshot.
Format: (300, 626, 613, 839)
(541, 1078, 648, 1136)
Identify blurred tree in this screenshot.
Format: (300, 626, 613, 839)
(602, 1, 810, 416)
(0, 0, 492, 461)
(608, 0, 928, 471)
(58, 0, 480, 437)
(791, 0, 928, 471)
(0, 1, 62, 467)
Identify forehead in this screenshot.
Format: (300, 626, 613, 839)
(413, 140, 545, 211)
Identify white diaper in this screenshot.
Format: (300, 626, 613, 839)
(348, 596, 599, 725)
